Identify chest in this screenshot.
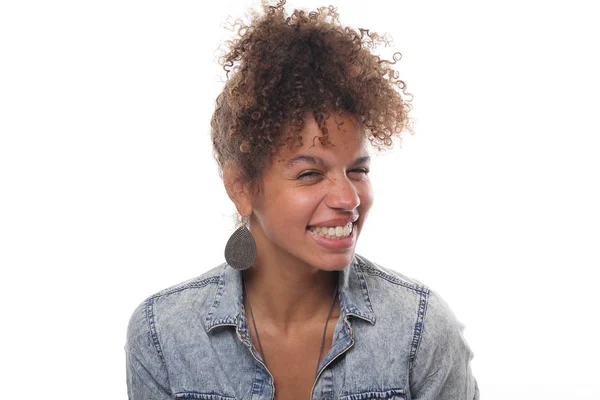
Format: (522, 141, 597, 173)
(165, 315, 415, 399)
(248, 319, 337, 400)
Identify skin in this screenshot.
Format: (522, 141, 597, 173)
(224, 112, 374, 398)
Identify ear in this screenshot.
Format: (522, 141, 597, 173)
(223, 162, 253, 218)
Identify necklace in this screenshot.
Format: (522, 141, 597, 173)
(242, 274, 339, 379)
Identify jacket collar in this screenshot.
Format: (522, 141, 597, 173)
(204, 254, 376, 332)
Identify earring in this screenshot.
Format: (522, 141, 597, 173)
(224, 224, 256, 270)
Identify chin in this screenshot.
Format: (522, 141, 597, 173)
(308, 252, 356, 272)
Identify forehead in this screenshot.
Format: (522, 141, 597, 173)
(274, 113, 367, 165)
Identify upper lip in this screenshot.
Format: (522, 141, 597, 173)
(308, 215, 359, 227)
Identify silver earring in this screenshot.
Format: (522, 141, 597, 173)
(224, 224, 256, 270)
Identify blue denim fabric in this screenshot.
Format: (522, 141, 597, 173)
(126, 254, 479, 399)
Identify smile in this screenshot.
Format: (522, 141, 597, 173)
(307, 222, 354, 239)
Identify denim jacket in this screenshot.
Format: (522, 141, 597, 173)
(125, 254, 479, 399)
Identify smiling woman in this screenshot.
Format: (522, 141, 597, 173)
(125, 1, 478, 399)
(227, 113, 373, 274)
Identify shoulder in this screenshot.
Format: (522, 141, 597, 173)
(148, 263, 225, 301)
(354, 253, 430, 295)
(126, 263, 226, 350)
(353, 254, 471, 363)
(354, 254, 461, 329)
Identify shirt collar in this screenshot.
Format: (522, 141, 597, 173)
(204, 254, 376, 332)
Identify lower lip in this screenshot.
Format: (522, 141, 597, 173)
(307, 224, 356, 250)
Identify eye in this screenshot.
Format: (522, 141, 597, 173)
(297, 171, 323, 180)
(347, 168, 370, 181)
(298, 169, 370, 180)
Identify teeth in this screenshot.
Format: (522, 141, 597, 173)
(343, 224, 351, 235)
(308, 222, 354, 238)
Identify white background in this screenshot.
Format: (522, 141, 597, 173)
(1, 0, 599, 398)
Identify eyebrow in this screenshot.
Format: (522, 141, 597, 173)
(285, 155, 371, 169)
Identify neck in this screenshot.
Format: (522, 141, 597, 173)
(242, 258, 340, 333)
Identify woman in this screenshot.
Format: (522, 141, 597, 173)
(126, 1, 479, 399)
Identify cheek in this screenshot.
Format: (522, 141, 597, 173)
(359, 182, 374, 211)
(263, 188, 322, 225)
(286, 191, 323, 222)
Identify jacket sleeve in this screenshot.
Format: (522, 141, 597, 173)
(409, 290, 479, 400)
(125, 300, 172, 400)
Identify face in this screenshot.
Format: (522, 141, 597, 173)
(247, 112, 374, 272)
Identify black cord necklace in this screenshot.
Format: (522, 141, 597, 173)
(242, 274, 339, 379)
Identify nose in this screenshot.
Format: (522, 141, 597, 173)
(325, 174, 361, 211)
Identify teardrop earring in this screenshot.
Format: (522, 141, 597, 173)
(224, 219, 257, 270)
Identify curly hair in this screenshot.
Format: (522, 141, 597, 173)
(211, 0, 412, 202)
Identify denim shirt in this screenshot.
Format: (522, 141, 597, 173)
(125, 254, 479, 400)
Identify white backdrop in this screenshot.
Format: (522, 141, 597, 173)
(1, 0, 599, 399)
